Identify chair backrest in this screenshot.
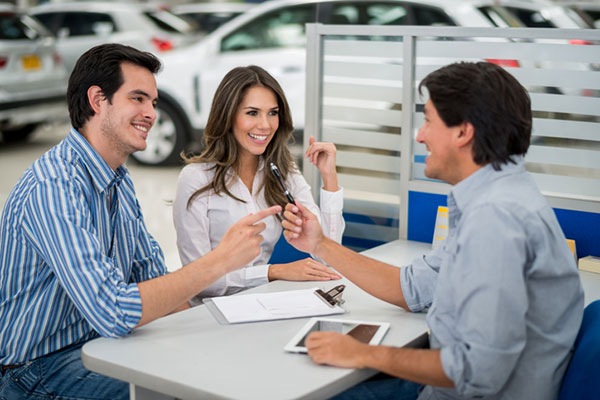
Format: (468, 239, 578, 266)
(558, 299, 600, 400)
(268, 232, 310, 265)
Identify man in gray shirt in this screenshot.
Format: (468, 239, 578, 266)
(281, 62, 584, 399)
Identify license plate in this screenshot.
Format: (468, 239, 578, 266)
(22, 54, 42, 71)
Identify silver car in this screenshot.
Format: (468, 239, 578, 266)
(29, 2, 198, 74)
(0, 4, 68, 143)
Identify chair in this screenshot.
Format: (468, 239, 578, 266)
(268, 232, 310, 265)
(558, 299, 600, 400)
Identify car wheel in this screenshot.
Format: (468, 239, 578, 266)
(1, 123, 38, 143)
(131, 100, 187, 166)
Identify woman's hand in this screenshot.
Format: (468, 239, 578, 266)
(268, 257, 342, 282)
(305, 136, 338, 192)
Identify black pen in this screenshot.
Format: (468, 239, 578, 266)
(269, 162, 295, 204)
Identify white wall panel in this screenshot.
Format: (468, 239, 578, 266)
(530, 93, 600, 116)
(338, 173, 399, 195)
(306, 24, 600, 245)
(323, 105, 402, 127)
(323, 39, 403, 58)
(324, 61, 403, 81)
(417, 40, 600, 64)
(323, 82, 403, 103)
(527, 145, 600, 170)
(323, 127, 402, 150)
(336, 150, 401, 174)
(532, 118, 600, 142)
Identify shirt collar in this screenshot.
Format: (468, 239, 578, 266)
(66, 127, 128, 193)
(449, 155, 526, 214)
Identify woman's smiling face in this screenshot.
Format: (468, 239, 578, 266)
(232, 85, 279, 161)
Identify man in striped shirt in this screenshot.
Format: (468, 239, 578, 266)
(0, 44, 280, 400)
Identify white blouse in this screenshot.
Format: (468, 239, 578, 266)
(172, 159, 344, 304)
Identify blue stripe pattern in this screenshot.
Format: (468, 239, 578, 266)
(0, 128, 167, 364)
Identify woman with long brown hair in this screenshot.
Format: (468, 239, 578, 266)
(172, 66, 344, 304)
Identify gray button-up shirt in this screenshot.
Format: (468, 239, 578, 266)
(400, 157, 584, 399)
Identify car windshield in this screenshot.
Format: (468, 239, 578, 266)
(179, 11, 244, 35)
(221, 4, 316, 52)
(478, 6, 521, 27)
(0, 12, 45, 40)
(504, 6, 556, 28)
(144, 9, 195, 34)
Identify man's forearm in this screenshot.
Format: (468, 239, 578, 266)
(136, 250, 230, 327)
(315, 237, 409, 309)
(364, 346, 454, 388)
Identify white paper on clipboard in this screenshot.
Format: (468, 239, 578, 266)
(203, 287, 345, 324)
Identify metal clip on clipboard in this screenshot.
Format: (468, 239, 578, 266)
(315, 284, 345, 307)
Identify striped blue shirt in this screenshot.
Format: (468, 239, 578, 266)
(0, 128, 168, 365)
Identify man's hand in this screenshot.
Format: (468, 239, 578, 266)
(268, 258, 342, 282)
(305, 136, 338, 192)
(214, 205, 281, 272)
(306, 332, 370, 369)
(281, 202, 324, 254)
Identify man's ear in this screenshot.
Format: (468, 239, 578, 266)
(87, 86, 105, 114)
(455, 121, 475, 149)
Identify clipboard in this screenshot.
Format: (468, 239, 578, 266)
(203, 286, 346, 325)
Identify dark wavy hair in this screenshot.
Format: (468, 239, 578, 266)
(419, 62, 531, 170)
(184, 65, 295, 212)
(67, 43, 161, 130)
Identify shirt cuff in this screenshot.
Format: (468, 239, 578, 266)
(319, 186, 343, 213)
(114, 283, 143, 336)
(244, 264, 270, 287)
(399, 264, 430, 312)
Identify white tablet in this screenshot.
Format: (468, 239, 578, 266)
(284, 317, 390, 353)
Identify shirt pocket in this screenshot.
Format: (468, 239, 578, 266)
(207, 204, 231, 244)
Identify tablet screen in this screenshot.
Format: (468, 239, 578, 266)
(295, 321, 379, 347)
(285, 318, 389, 353)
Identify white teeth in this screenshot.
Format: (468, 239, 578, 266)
(133, 124, 148, 132)
(249, 133, 267, 141)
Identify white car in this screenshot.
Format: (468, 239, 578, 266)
(171, 2, 256, 37)
(488, 1, 590, 30)
(0, 5, 68, 143)
(479, 1, 598, 94)
(566, 2, 600, 29)
(29, 2, 198, 74)
(137, 0, 499, 166)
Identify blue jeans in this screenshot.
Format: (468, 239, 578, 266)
(0, 342, 128, 400)
(331, 373, 422, 400)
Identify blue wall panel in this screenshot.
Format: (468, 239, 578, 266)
(407, 191, 447, 243)
(408, 190, 600, 258)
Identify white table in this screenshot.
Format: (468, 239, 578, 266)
(82, 239, 432, 400)
(82, 239, 600, 400)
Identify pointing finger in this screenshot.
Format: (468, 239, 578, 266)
(240, 205, 281, 225)
(251, 221, 267, 234)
